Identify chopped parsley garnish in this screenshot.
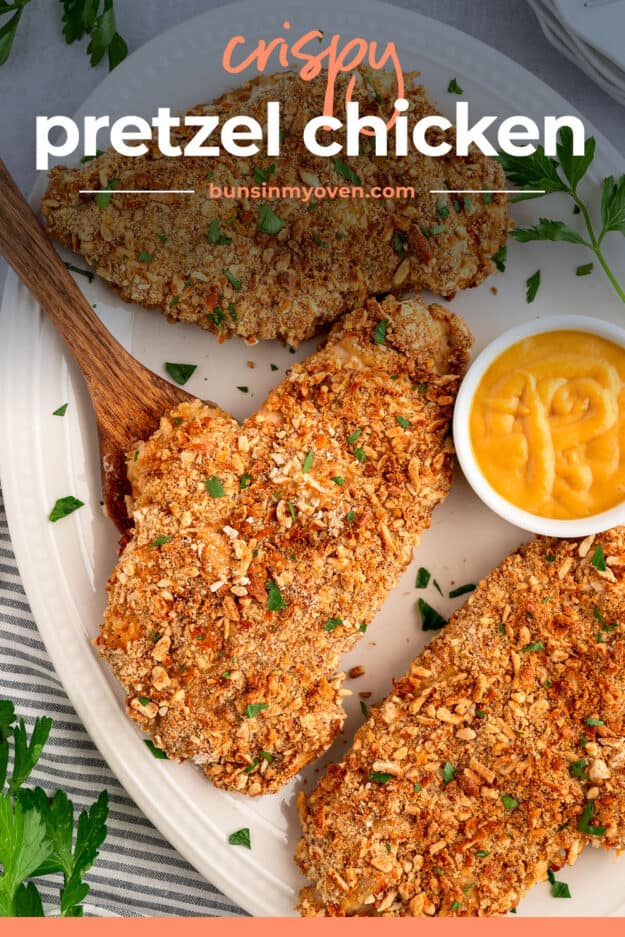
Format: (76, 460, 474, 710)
(360, 701, 369, 718)
(260, 751, 273, 763)
(222, 268, 242, 290)
(52, 403, 68, 416)
(475, 850, 490, 858)
(266, 580, 286, 611)
(324, 618, 342, 632)
(483, 193, 493, 204)
(205, 476, 226, 498)
(144, 740, 168, 759)
(491, 245, 507, 272)
(313, 233, 328, 248)
(207, 218, 232, 245)
(418, 598, 446, 631)
(244, 759, 260, 774)
(448, 77, 463, 94)
(138, 251, 153, 263)
(526, 269, 541, 303)
(373, 319, 388, 345)
(228, 827, 251, 849)
(244, 703, 268, 719)
(157, 233, 168, 242)
(258, 204, 285, 235)
(95, 178, 118, 208)
(448, 583, 475, 598)
(476, 709, 486, 718)
(359, 623, 367, 633)
(302, 450, 314, 473)
(393, 230, 408, 259)
(497, 622, 506, 635)
(501, 794, 519, 811)
(442, 761, 456, 784)
(165, 361, 197, 385)
(433, 579, 443, 596)
(347, 428, 362, 445)
(80, 150, 104, 162)
(577, 801, 606, 836)
(450, 901, 461, 911)
(593, 606, 606, 626)
(254, 163, 276, 184)
(414, 782, 422, 793)
(334, 157, 361, 185)
(270, 363, 279, 371)
(396, 415, 410, 429)
(150, 535, 172, 548)
(240, 474, 252, 489)
(437, 199, 450, 219)
(137, 697, 151, 706)
(462, 882, 476, 894)
(584, 717, 604, 726)
(520, 641, 545, 653)
(331, 476, 345, 485)
(576, 262, 594, 277)
(64, 262, 94, 282)
(345, 510, 356, 523)
(353, 447, 366, 463)
(369, 771, 393, 784)
(415, 567, 431, 589)
(49, 496, 84, 523)
(546, 554, 556, 562)
(548, 868, 571, 899)
(568, 759, 588, 779)
(236, 385, 249, 393)
(591, 544, 607, 571)
(287, 501, 297, 521)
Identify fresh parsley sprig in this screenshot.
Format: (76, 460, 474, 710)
(0, 699, 109, 917)
(0, 0, 32, 65)
(499, 130, 625, 305)
(0, 1, 127, 68)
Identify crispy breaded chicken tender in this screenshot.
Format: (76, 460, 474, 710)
(42, 69, 507, 345)
(296, 530, 625, 915)
(97, 295, 471, 794)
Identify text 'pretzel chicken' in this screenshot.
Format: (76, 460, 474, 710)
(296, 531, 625, 914)
(98, 296, 471, 794)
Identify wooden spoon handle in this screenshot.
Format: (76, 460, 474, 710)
(0, 159, 134, 387)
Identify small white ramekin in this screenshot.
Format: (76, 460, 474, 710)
(453, 314, 625, 537)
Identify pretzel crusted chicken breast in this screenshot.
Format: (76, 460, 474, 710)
(296, 530, 625, 915)
(97, 295, 471, 794)
(42, 69, 507, 345)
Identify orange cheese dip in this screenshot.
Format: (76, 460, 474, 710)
(470, 330, 625, 520)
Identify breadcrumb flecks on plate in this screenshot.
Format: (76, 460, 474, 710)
(296, 531, 625, 916)
(41, 69, 508, 346)
(97, 295, 472, 795)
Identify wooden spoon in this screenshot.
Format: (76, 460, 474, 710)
(0, 159, 195, 538)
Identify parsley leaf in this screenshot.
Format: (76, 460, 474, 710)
(418, 598, 446, 631)
(49, 496, 84, 523)
(266, 580, 286, 611)
(526, 269, 541, 303)
(94, 177, 118, 208)
(244, 703, 268, 719)
(302, 450, 314, 474)
(334, 157, 361, 186)
(448, 583, 475, 598)
(205, 476, 226, 499)
(442, 761, 456, 784)
(144, 740, 167, 759)
(165, 362, 196, 385)
(501, 794, 519, 811)
(491, 245, 507, 272)
(373, 319, 388, 345)
(86, 0, 127, 70)
(0, 0, 33, 67)
(591, 544, 607, 571)
(415, 567, 431, 589)
(52, 403, 68, 417)
(369, 772, 393, 784)
(323, 618, 342, 632)
(228, 827, 251, 849)
(207, 218, 232, 245)
(547, 867, 571, 899)
(577, 800, 606, 836)
(448, 77, 463, 94)
(258, 204, 285, 235)
(513, 219, 589, 247)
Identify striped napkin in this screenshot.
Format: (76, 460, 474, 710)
(0, 488, 244, 917)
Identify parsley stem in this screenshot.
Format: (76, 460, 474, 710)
(572, 191, 625, 305)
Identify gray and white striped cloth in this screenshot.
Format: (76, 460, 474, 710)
(0, 487, 244, 917)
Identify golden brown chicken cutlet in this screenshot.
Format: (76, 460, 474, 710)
(296, 530, 625, 915)
(42, 69, 507, 345)
(97, 295, 471, 794)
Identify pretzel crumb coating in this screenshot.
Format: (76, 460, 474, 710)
(41, 69, 507, 345)
(97, 295, 471, 794)
(296, 530, 625, 915)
